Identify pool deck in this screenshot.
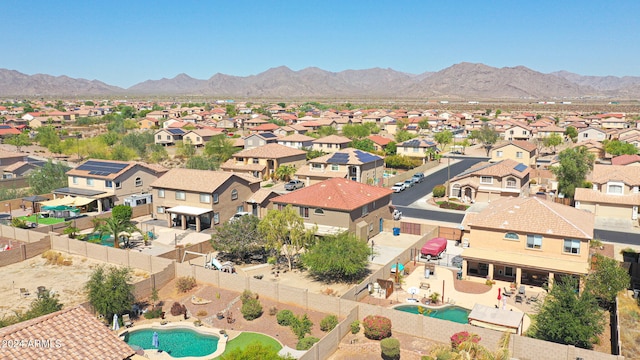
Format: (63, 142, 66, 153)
(118, 321, 230, 360)
(374, 263, 538, 332)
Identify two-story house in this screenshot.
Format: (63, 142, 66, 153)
(311, 135, 351, 153)
(54, 159, 168, 212)
(461, 196, 593, 288)
(277, 134, 314, 150)
(448, 159, 530, 202)
(150, 169, 260, 232)
(243, 133, 279, 150)
(491, 141, 538, 168)
(295, 148, 384, 186)
(270, 178, 394, 239)
(154, 128, 185, 146)
(574, 164, 640, 220)
(220, 143, 307, 179)
(396, 138, 438, 162)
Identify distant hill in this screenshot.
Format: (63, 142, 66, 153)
(0, 64, 638, 99)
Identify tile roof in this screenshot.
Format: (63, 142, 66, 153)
(67, 159, 168, 180)
(278, 133, 315, 142)
(249, 123, 280, 131)
(151, 168, 259, 192)
(464, 196, 593, 239)
(271, 178, 392, 211)
(611, 154, 640, 165)
(493, 140, 537, 152)
(246, 188, 278, 204)
(309, 148, 383, 165)
(232, 143, 306, 159)
(312, 135, 351, 144)
(453, 159, 529, 180)
(589, 164, 640, 185)
(574, 188, 640, 206)
(367, 135, 392, 146)
(0, 306, 134, 360)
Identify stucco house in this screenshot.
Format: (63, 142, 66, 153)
(220, 143, 307, 179)
(577, 127, 607, 143)
(296, 148, 384, 186)
(311, 135, 351, 153)
(574, 164, 640, 221)
(491, 141, 538, 167)
(154, 128, 185, 145)
(396, 138, 438, 162)
(151, 168, 261, 231)
(461, 196, 593, 288)
(448, 159, 530, 202)
(277, 133, 314, 149)
(270, 178, 394, 239)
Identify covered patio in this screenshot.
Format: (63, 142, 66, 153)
(167, 205, 212, 232)
(52, 187, 110, 212)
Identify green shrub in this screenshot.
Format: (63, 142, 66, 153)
(240, 298, 263, 321)
(350, 320, 360, 334)
(433, 184, 446, 198)
(144, 307, 163, 319)
(241, 289, 258, 303)
(296, 336, 320, 350)
(277, 309, 295, 326)
(291, 314, 313, 339)
(170, 302, 185, 316)
(363, 315, 392, 340)
(380, 337, 400, 360)
(320, 314, 338, 332)
(175, 276, 196, 293)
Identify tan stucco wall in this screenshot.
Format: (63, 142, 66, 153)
(491, 145, 535, 166)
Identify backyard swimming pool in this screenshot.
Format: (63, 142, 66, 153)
(394, 304, 470, 324)
(86, 233, 115, 247)
(123, 327, 219, 358)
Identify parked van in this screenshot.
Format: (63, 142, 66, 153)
(412, 172, 425, 183)
(420, 237, 448, 260)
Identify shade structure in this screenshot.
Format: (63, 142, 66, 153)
(390, 263, 405, 273)
(39, 196, 75, 207)
(112, 314, 119, 331)
(70, 196, 94, 207)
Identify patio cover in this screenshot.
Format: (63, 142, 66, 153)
(39, 196, 75, 207)
(468, 304, 524, 334)
(70, 196, 94, 207)
(461, 247, 590, 275)
(303, 223, 348, 236)
(167, 205, 212, 216)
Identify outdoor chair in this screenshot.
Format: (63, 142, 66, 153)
(502, 287, 513, 297)
(527, 293, 540, 303)
(20, 288, 30, 298)
(515, 295, 524, 304)
(122, 314, 133, 328)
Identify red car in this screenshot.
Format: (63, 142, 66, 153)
(420, 237, 448, 261)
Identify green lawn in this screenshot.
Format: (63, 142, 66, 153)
(19, 215, 66, 225)
(214, 332, 282, 359)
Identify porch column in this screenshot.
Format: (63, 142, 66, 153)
(488, 263, 495, 280)
(97, 200, 103, 213)
(516, 267, 522, 285)
(181, 214, 186, 230)
(462, 260, 468, 280)
(548, 272, 554, 290)
(196, 216, 201, 232)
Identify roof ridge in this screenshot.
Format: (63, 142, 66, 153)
(532, 197, 591, 238)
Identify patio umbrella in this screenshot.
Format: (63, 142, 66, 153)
(391, 263, 404, 273)
(152, 332, 159, 348)
(112, 314, 119, 331)
(407, 287, 419, 299)
(497, 288, 502, 301)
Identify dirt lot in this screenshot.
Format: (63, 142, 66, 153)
(0, 254, 149, 318)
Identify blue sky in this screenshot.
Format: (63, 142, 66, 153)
(3, 1, 638, 88)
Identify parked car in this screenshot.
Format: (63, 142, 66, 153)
(420, 237, 448, 261)
(412, 172, 425, 183)
(451, 255, 463, 268)
(403, 179, 414, 188)
(229, 212, 252, 222)
(391, 182, 406, 193)
(284, 180, 305, 191)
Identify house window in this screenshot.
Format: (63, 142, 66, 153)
(314, 208, 324, 215)
(516, 151, 523, 158)
(480, 176, 493, 184)
(362, 204, 369, 216)
(237, 205, 244, 213)
(327, 144, 333, 148)
(213, 193, 219, 204)
(213, 212, 220, 225)
(496, 151, 503, 158)
(166, 135, 170, 140)
(157, 134, 161, 140)
(175, 191, 186, 200)
(277, 204, 283, 211)
(506, 178, 517, 188)
(331, 164, 339, 171)
(156, 206, 165, 214)
(312, 163, 322, 170)
(413, 147, 419, 153)
(105, 180, 113, 188)
(200, 194, 211, 203)
(158, 189, 165, 198)
(115, 181, 121, 189)
(231, 189, 238, 200)
(252, 158, 259, 164)
(504, 232, 519, 240)
(86, 178, 94, 186)
(135, 177, 142, 187)
(526, 234, 542, 249)
(505, 267, 515, 277)
(299, 206, 309, 218)
(72, 176, 78, 184)
(564, 239, 581, 254)
(607, 183, 623, 195)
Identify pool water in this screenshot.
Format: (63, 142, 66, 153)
(87, 233, 115, 247)
(395, 305, 470, 324)
(124, 328, 219, 358)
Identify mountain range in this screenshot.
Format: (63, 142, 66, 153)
(1, 63, 639, 99)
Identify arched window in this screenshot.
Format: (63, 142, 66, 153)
(231, 189, 238, 200)
(314, 208, 324, 215)
(505, 177, 516, 188)
(504, 232, 519, 240)
(135, 177, 142, 187)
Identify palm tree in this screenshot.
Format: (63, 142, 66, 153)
(93, 217, 141, 249)
(274, 165, 297, 182)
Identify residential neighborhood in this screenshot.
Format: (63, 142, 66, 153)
(0, 97, 639, 360)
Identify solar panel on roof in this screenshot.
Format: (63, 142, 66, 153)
(354, 150, 381, 163)
(259, 133, 277, 139)
(327, 153, 350, 164)
(514, 163, 528, 172)
(167, 128, 184, 135)
(0, 125, 11, 129)
(77, 160, 128, 175)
